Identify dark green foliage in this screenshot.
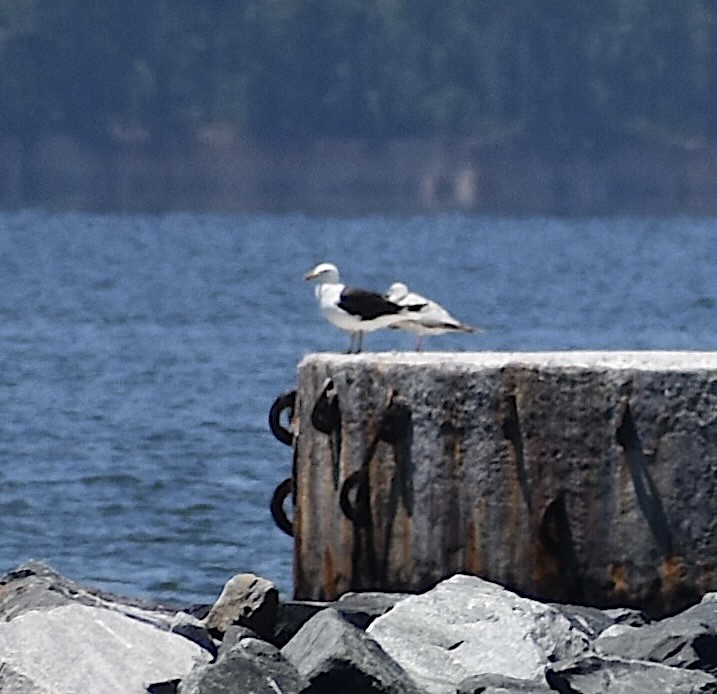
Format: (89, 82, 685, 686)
(1, 0, 715, 147)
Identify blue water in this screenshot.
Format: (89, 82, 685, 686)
(0, 211, 715, 605)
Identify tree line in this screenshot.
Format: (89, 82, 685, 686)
(2, 0, 716, 149)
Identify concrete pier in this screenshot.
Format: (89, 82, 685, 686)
(291, 352, 717, 616)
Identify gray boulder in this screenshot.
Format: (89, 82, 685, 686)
(0, 560, 180, 630)
(179, 634, 309, 694)
(546, 654, 717, 693)
(217, 624, 265, 655)
(336, 591, 410, 629)
(272, 592, 407, 647)
(595, 592, 717, 671)
(203, 573, 278, 640)
(457, 672, 553, 693)
(171, 611, 218, 658)
(548, 603, 617, 639)
(272, 600, 326, 648)
(549, 603, 648, 639)
(282, 607, 421, 693)
(0, 663, 53, 694)
(0, 603, 211, 694)
(601, 606, 649, 627)
(367, 573, 592, 694)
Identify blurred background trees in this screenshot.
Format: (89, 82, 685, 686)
(1, 0, 716, 148)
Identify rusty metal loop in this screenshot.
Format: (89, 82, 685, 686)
(539, 495, 568, 554)
(270, 477, 294, 536)
(311, 378, 340, 434)
(339, 469, 372, 527)
(615, 397, 639, 451)
(378, 399, 411, 443)
(269, 390, 296, 446)
(339, 389, 410, 528)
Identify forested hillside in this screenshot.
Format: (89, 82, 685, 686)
(2, 1, 716, 148)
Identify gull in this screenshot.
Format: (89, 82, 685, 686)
(304, 263, 425, 353)
(386, 281, 479, 351)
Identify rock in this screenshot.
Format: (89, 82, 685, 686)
(366, 574, 591, 694)
(272, 600, 327, 648)
(457, 672, 553, 693)
(549, 603, 647, 637)
(546, 654, 717, 693)
(595, 592, 717, 671)
(549, 603, 621, 639)
(336, 591, 410, 629)
(282, 607, 421, 693)
(0, 603, 211, 694)
(179, 633, 309, 694)
(203, 573, 278, 640)
(272, 592, 408, 647)
(0, 663, 53, 694)
(602, 606, 650, 627)
(0, 562, 76, 617)
(171, 611, 218, 658)
(0, 560, 179, 630)
(217, 624, 264, 655)
(184, 603, 213, 620)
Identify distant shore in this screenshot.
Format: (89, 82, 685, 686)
(2, 133, 716, 216)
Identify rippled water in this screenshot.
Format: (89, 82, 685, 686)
(0, 211, 714, 604)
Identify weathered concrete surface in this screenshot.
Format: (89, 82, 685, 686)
(293, 351, 717, 614)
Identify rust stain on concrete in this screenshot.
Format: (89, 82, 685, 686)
(295, 353, 717, 612)
(321, 548, 337, 601)
(660, 555, 687, 595)
(610, 562, 630, 595)
(463, 518, 482, 575)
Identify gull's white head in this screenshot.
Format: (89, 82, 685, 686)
(386, 282, 409, 302)
(305, 262, 340, 284)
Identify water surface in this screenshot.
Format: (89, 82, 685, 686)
(0, 211, 714, 604)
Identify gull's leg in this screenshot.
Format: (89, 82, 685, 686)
(357, 331, 364, 353)
(347, 333, 356, 354)
(415, 335, 424, 351)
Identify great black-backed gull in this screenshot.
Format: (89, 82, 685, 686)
(305, 263, 425, 353)
(386, 281, 479, 351)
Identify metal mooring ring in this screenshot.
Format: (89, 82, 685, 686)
(268, 390, 297, 446)
(311, 378, 340, 434)
(339, 469, 371, 527)
(378, 398, 411, 443)
(270, 477, 294, 536)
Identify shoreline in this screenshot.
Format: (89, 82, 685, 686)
(3, 134, 717, 217)
(1, 560, 716, 692)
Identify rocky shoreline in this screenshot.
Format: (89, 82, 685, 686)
(1, 562, 716, 693)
